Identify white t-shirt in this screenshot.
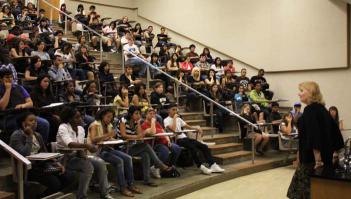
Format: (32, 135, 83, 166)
(56, 123, 85, 149)
(163, 116, 187, 139)
(123, 44, 140, 61)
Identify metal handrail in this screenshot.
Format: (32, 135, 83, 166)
(124, 50, 258, 129)
(39, 0, 105, 61)
(0, 139, 31, 199)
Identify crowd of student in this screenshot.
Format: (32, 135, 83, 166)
(0, 1, 346, 199)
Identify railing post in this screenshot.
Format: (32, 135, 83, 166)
(210, 102, 214, 128)
(251, 127, 255, 164)
(100, 39, 103, 61)
(17, 161, 24, 199)
(64, 15, 68, 35)
(176, 82, 179, 105)
(146, 66, 150, 90)
(50, 7, 53, 24)
(37, 0, 40, 13)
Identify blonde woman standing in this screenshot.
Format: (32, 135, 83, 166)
(287, 81, 344, 199)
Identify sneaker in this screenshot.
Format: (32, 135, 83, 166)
(210, 163, 225, 173)
(150, 166, 161, 179)
(199, 140, 216, 146)
(100, 194, 114, 199)
(110, 49, 116, 53)
(200, 164, 212, 175)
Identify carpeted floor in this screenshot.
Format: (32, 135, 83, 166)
(178, 166, 296, 199)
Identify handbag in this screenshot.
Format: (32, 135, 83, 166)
(161, 167, 181, 178)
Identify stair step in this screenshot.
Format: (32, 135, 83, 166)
(208, 143, 242, 155)
(184, 119, 207, 127)
(0, 191, 14, 199)
(202, 126, 218, 135)
(212, 150, 252, 165)
(202, 133, 238, 144)
(180, 112, 204, 120)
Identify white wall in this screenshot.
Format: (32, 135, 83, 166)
(136, 0, 348, 71)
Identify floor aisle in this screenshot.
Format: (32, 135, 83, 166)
(178, 166, 295, 199)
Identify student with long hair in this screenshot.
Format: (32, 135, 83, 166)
(329, 106, 344, 130)
(88, 108, 142, 197)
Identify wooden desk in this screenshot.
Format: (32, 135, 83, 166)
(311, 167, 351, 199)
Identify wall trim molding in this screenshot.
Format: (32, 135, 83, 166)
(70, 0, 137, 10)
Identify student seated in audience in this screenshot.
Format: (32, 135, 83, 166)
(53, 30, 67, 50)
(102, 21, 121, 52)
(235, 68, 251, 92)
(10, 112, 75, 197)
(88, 108, 142, 197)
(269, 102, 282, 134)
(132, 23, 143, 46)
(82, 81, 100, 106)
(56, 107, 114, 199)
(150, 52, 165, 78)
(31, 40, 51, 61)
(290, 102, 302, 126)
(224, 60, 235, 75)
(249, 82, 270, 120)
(30, 75, 60, 143)
(16, 6, 32, 25)
(0, 48, 18, 84)
(250, 69, 274, 100)
(159, 44, 170, 66)
(143, 25, 154, 47)
(150, 82, 170, 119)
(48, 55, 72, 81)
(121, 31, 133, 46)
(132, 83, 149, 113)
(186, 44, 199, 64)
(329, 106, 344, 130)
(204, 69, 217, 88)
(210, 57, 224, 82)
(24, 56, 47, 82)
(59, 80, 80, 103)
(119, 65, 142, 87)
(220, 69, 236, 100)
(55, 43, 78, 78)
(113, 84, 129, 115)
(10, 39, 30, 58)
(117, 16, 132, 36)
(118, 106, 173, 187)
(164, 104, 224, 174)
(186, 67, 208, 107)
(195, 54, 211, 78)
(98, 61, 117, 96)
(36, 9, 47, 24)
(166, 53, 180, 74)
(0, 5, 15, 27)
(38, 17, 53, 35)
(239, 104, 269, 155)
(202, 47, 213, 64)
(75, 45, 95, 80)
(123, 39, 147, 77)
(279, 113, 298, 147)
(155, 27, 175, 48)
(209, 84, 227, 133)
(0, 68, 50, 143)
(74, 35, 89, 51)
(179, 56, 194, 75)
(142, 107, 182, 178)
(75, 4, 87, 23)
(234, 85, 249, 113)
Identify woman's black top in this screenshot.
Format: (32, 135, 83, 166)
(297, 102, 344, 166)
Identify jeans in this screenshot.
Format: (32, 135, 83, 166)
(125, 58, 147, 77)
(66, 157, 94, 199)
(177, 138, 214, 167)
(99, 150, 134, 189)
(128, 143, 164, 183)
(154, 143, 182, 166)
(66, 156, 109, 199)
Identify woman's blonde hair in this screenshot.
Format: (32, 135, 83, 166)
(191, 67, 201, 80)
(298, 81, 325, 105)
(240, 104, 251, 115)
